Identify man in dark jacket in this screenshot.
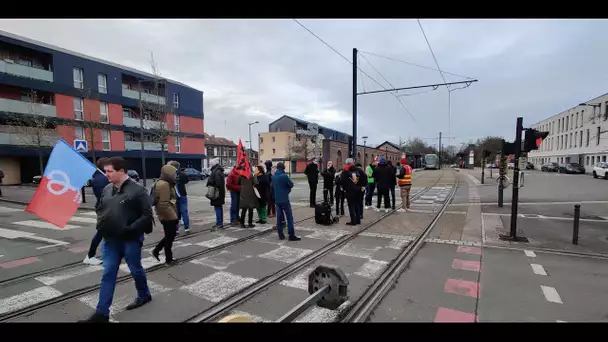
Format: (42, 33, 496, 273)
(80, 157, 153, 323)
(387, 160, 397, 210)
(167, 161, 190, 234)
(207, 158, 226, 230)
(356, 163, 367, 221)
(84, 157, 110, 266)
(264, 160, 276, 218)
(0, 168, 4, 196)
(273, 162, 300, 241)
(372, 157, 393, 213)
(341, 158, 363, 226)
(304, 158, 319, 207)
(321, 161, 336, 204)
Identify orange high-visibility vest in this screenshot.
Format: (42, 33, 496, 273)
(398, 165, 412, 186)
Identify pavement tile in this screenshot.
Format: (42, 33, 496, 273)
(180, 271, 258, 303)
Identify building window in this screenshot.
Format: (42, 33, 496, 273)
(174, 115, 180, 132)
(605, 102, 608, 121)
(574, 132, 577, 148)
(272, 148, 276, 154)
(592, 156, 595, 165)
(173, 93, 179, 108)
(272, 136, 276, 143)
(213, 147, 217, 156)
(565, 116, 569, 131)
(603, 156, 607, 163)
(569, 133, 572, 148)
(580, 130, 583, 147)
(586, 129, 590, 146)
(175, 137, 181, 153)
(575, 113, 578, 128)
(74, 97, 84, 120)
(587, 156, 590, 166)
(571, 114, 574, 130)
(597, 127, 601, 145)
(98, 74, 107, 94)
(73, 67, 84, 89)
(124, 132, 135, 141)
(74, 126, 84, 140)
(100, 102, 109, 123)
(20, 91, 33, 102)
(260, 137, 263, 144)
(260, 149, 264, 155)
(565, 135, 568, 149)
(101, 129, 111, 151)
(123, 108, 132, 118)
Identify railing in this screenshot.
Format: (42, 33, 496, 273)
(124, 140, 163, 151)
(123, 116, 167, 129)
(121, 88, 166, 106)
(0, 125, 57, 146)
(0, 59, 53, 82)
(0, 98, 56, 117)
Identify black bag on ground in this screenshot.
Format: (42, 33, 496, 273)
(315, 201, 339, 225)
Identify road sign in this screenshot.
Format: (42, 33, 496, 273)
(74, 139, 87, 153)
(519, 156, 528, 170)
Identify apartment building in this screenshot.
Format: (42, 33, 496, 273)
(204, 134, 237, 168)
(528, 92, 608, 173)
(0, 30, 205, 184)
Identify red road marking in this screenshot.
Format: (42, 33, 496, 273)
(456, 246, 482, 255)
(434, 307, 477, 323)
(68, 246, 89, 254)
(444, 278, 480, 298)
(452, 259, 481, 272)
(0, 256, 40, 269)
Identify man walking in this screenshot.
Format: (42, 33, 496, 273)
(80, 157, 153, 323)
(372, 157, 393, 213)
(397, 158, 413, 212)
(226, 168, 241, 226)
(83, 157, 110, 266)
(364, 158, 377, 209)
(167, 161, 190, 234)
(341, 158, 363, 225)
(321, 161, 336, 204)
(304, 157, 319, 207)
(273, 162, 300, 241)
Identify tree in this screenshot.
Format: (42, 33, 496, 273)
(76, 87, 104, 163)
(403, 137, 435, 154)
(474, 136, 503, 166)
(6, 90, 56, 176)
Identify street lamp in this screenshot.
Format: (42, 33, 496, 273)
(362, 136, 368, 166)
(248, 121, 259, 163)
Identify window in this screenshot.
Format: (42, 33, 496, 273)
(98, 74, 107, 94)
(565, 135, 568, 149)
(565, 116, 569, 131)
(272, 136, 276, 143)
(586, 129, 590, 146)
(74, 126, 84, 140)
(603, 156, 607, 163)
(571, 114, 574, 130)
(260, 137, 263, 143)
(174, 115, 180, 132)
(20, 91, 33, 102)
(597, 127, 601, 145)
(260, 149, 264, 155)
(569, 133, 572, 148)
(73, 67, 83, 89)
(18, 58, 32, 67)
(272, 148, 276, 154)
(173, 93, 179, 108)
(123, 108, 132, 118)
(605, 102, 608, 121)
(580, 130, 583, 147)
(213, 147, 217, 156)
(581, 110, 585, 125)
(100, 102, 109, 123)
(124, 132, 135, 141)
(592, 156, 595, 165)
(101, 129, 111, 150)
(575, 113, 578, 128)
(175, 137, 181, 153)
(587, 156, 590, 166)
(574, 132, 577, 148)
(74, 97, 83, 120)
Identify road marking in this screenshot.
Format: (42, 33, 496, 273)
(13, 220, 81, 230)
(524, 250, 537, 258)
(452, 259, 481, 272)
(0, 286, 63, 315)
(482, 212, 608, 223)
(0, 226, 70, 250)
(335, 243, 382, 259)
(69, 216, 97, 224)
(195, 236, 238, 248)
(35, 266, 103, 285)
(79, 281, 171, 317)
(466, 173, 481, 185)
(0, 206, 22, 213)
(541, 285, 563, 304)
(434, 307, 477, 323)
(81, 211, 97, 216)
(0, 256, 40, 269)
(451, 200, 608, 206)
(119, 256, 163, 273)
(304, 230, 349, 241)
(68, 246, 90, 254)
(531, 264, 547, 276)
(191, 251, 252, 270)
(280, 267, 313, 291)
(180, 271, 258, 303)
(259, 246, 313, 264)
(444, 278, 480, 298)
(354, 259, 388, 279)
(456, 246, 482, 255)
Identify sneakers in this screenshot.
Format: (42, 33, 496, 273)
(397, 208, 406, 213)
(385, 208, 390, 213)
(374, 208, 380, 212)
(288, 235, 301, 241)
(125, 296, 152, 311)
(184, 228, 190, 233)
(78, 312, 109, 323)
(365, 206, 371, 210)
(83, 256, 102, 266)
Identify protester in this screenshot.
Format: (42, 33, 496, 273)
(304, 157, 319, 207)
(321, 161, 336, 204)
(334, 168, 345, 216)
(150, 164, 179, 266)
(167, 161, 190, 234)
(273, 162, 300, 240)
(0, 167, 4, 196)
(341, 158, 363, 225)
(207, 158, 226, 229)
(387, 160, 397, 210)
(238, 167, 258, 228)
(226, 168, 241, 226)
(83, 157, 110, 266)
(264, 160, 276, 218)
(397, 158, 413, 212)
(80, 157, 153, 323)
(356, 163, 367, 221)
(254, 165, 270, 224)
(372, 157, 393, 213)
(365, 158, 377, 209)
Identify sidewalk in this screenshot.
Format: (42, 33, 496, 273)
(0, 185, 96, 210)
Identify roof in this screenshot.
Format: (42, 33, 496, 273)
(268, 115, 352, 138)
(0, 29, 200, 92)
(376, 141, 401, 150)
(204, 134, 236, 147)
(531, 90, 608, 126)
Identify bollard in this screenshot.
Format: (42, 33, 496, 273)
(572, 204, 580, 245)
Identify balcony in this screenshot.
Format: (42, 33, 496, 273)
(123, 116, 167, 130)
(124, 140, 163, 151)
(122, 88, 166, 106)
(0, 59, 53, 82)
(0, 125, 57, 146)
(0, 98, 56, 117)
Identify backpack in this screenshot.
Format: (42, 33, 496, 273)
(149, 181, 158, 206)
(315, 197, 339, 225)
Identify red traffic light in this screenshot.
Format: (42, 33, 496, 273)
(524, 129, 549, 152)
(536, 137, 542, 148)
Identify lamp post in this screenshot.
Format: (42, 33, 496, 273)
(362, 136, 368, 166)
(248, 121, 259, 162)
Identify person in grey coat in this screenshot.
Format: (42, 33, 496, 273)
(207, 158, 226, 230)
(238, 171, 258, 228)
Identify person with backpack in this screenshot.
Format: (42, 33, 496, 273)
(167, 161, 190, 234)
(80, 157, 153, 323)
(83, 157, 110, 266)
(151, 164, 179, 266)
(273, 162, 301, 241)
(321, 161, 336, 204)
(397, 158, 413, 212)
(334, 169, 345, 216)
(207, 158, 226, 229)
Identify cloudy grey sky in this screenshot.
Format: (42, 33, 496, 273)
(1, 19, 608, 150)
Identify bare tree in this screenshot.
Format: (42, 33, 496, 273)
(6, 90, 56, 176)
(75, 87, 104, 163)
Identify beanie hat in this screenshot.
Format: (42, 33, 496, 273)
(379, 157, 386, 164)
(276, 162, 285, 170)
(345, 158, 354, 165)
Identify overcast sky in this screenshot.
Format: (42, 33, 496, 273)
(1, 19, 608, 151)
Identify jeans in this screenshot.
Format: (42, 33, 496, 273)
(154, 220, 178, 262)
(389, 186, 396, 209)
(230, 192, 240, 223)
(87, 230, 103, 258)
(358, 190, 364, 220)
(347, 195, 361, 224)
(276, 202, 295, 237)
(214, 206, 224, 227)
(377, 188, 391, 209)
(176, 196, 190, 230)
(309, 181, 317, 207)
(365, 183, 375, 206)
(96, 239, 151, 317)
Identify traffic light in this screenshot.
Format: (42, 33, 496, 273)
(503, 140, 517, 155)
(523, 129, 549, 152)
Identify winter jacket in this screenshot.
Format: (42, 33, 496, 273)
(272, 169, 294, 205)
(321, 166, 336, 189)
(226, 170, 241, 193)
(388, 164, 397, 187)
(372, 163, 394, 190)
(334, 171, 344, 195)
(175, 169, 189, 197)
(255, 173, 271, 207)
(366, 164, 375, 183)
(238, 174, 258, 209)
(154, 165, 178, 221)
(304, 162, 319, 183)
(341, 164, 364, 197)
(91, 171, 109, 201)
(207, 164, 226, 207)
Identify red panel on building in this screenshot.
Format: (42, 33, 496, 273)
(110, 130, 125, 151)
(109, 104, 123, 125)
(55, 94, 74, 119)
(180, 137, 205, 154)
(180, 116, 204, 134)
(57, 125, 75, 144)
(167, 135, 176, 153)
(166, 113, 175, 131)
(83, 99, 100, 122)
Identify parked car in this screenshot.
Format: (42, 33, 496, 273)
(183, 168, 205, 181)
(507, 162, 515, 170)
(201, 168, 211, 178)
(592, 162, 608, 179)
(525, 162, 535, 170)
(223, 167, 233, 176)
(485, 163, 497, 169)
(557, 163, 585, 174)
(127, 169, 140, 182)
(541, 162, 559, 172)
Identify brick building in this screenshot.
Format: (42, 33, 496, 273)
(322, 139, 401, 171)
(204, 134, 236, 168)
(0, 30, 205, 184)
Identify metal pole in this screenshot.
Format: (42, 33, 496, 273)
(363, 141, 366, 166)
(573, 204, 580, 245)
(509, 117, 523, 239)
(498, 145, 504, 207)
(352, 48, 358, 160)
(438, 132, 442, 169)
(248, 123, 252, 162)
(481, 149, 485, 185)
(80, 186, 86, 204)
(275, 285, 330, 323)
(139, 80, 147, 187)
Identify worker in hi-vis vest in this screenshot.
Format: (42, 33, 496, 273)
(397, 157, 413, 212)
(364, 157, 378, 209)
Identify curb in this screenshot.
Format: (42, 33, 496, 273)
(0, 198, 96, 211)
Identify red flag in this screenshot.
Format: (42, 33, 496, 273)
(235, 139, 251, 179)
